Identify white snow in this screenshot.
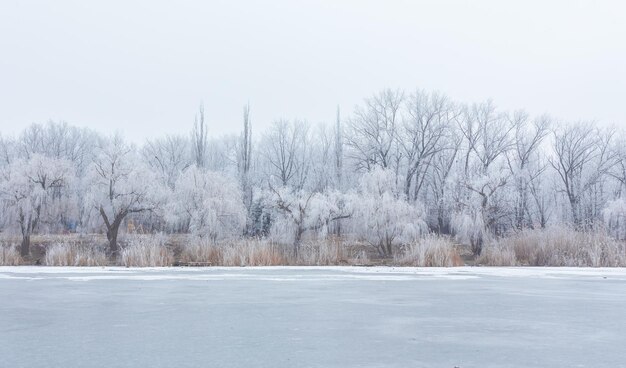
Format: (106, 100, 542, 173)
(1, 265, 625, 281)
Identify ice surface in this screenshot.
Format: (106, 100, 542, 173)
(1, 266, 625, 368)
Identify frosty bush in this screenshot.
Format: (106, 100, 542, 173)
(169, 166, 246, 241)
(266, 186, 351, 256)
(451, 210, 487, 256)
(1, 155, 75, 257)
(351, 168, 426, 256)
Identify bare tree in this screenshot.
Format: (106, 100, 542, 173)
(346, 89, 404, 172)
(238, 103, 252, 182)
(142, 134, 192, 189)
(238, 103, 254, 232)
(507, 113, 550, 229)
(454, 101, 516, 254)
(428, 132, 462, 234)
(550, 124, 618, 228)
(19, 121, 98, 175)
(262, 120, 311, 190)
(334, 106, 343, 188)
(400, 91, 456, 201)
(192, 104, 208, 169)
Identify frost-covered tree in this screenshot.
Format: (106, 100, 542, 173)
(451, 102, 516, 254)
(18, 122, 99, 177)
(427, 132, 461, 234)
(261, 119, 311, 190)
(550, 124, 618, 228)
(351, 168, 426, 256)
(237, 103, 255, 233)
(400, 90, 456, 201)
(267, 185, 350, 256)
(85, 135, 165, 256)
(346, 89, 403, 172)
(604, 198, 626, 240)
(168, 166, 246, 240)
(142, 134, 192, 189)
(507, 114, 550, 229)
(345, 89, 404, 175)
(192, 104, 208, 168)
(334, 106, 344, 189)
(1, 155, 75, 256)
(2, 86, 626, 255)
(309, 124, 335, 192)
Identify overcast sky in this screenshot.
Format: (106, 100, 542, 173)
(1, 0, 624, 142)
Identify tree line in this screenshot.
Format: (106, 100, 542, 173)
(2, 89, 626, 259)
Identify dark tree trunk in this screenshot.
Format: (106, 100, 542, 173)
(100, 206, 126, 259)
(106, 224, 120, 257)
(20, 234, 30, 257)
(470, 231, 483, 256)
(377, 237, 393, 258)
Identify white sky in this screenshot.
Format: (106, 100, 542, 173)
(1, 0, 624, 142)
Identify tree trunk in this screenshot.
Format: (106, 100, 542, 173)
(404, 171, 413, 201)
(293, 226, 303, 258)
(100, 207, 126, 259)
(335, 219, 342, 237)
(106, 224, 120, 258)
(569, 197, 581, 229)
(20, 234, 30, 257)
(470, 230, 483, 256)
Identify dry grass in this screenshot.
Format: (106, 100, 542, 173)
(179, 238, 286, 266)
(44, 243, 108, 266)
(179, 238, 223, 265)
(4, 229, 624, 267)
(477, 243, 517, 266)
(120, 235, 174, 267)
(178, 237, 370, 266)
(297, 239, 346, 265)
(394, 236, 463, 267)
(0, 243, 21, 266)
(477, 227, 626, 267)
(221, 239, 288, 266)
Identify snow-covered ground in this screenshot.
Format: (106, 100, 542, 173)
(1, 266, 625, 367)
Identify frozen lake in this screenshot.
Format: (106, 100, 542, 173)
(1, 266, 625, 368)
